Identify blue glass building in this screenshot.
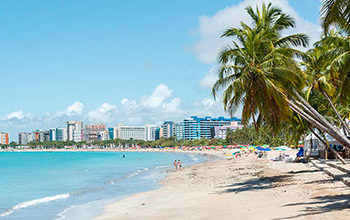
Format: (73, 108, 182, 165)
(108, 128, 114, 140)
(180, 116, 241, 140)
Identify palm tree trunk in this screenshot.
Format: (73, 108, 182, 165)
(292, 89, 350, 147)
(309, 127, 346, 164)
(320, 88, 350, 135)
(288, 99, 350, 148)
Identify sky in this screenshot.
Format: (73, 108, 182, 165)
(0, 0, 322, 141)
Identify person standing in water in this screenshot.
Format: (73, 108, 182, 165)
(178, 160, 182, 170)
(174, 160, 178, 170)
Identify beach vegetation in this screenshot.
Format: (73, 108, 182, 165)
(213, 2, 350, 152)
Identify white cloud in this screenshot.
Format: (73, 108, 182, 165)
(199, 67, 218, 88)
(192, 0, 321, 64)
(0, 84, 234, 142)
(141, 83, 173, 108)
(201, 98, 216, 109)
(162, 98, 183, 114)
(87, 103, 117, 122)
(5, 110, 30, 120)
(57, 101, 84, 116)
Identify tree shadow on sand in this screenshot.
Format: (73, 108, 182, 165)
(216, 174, 293, 194)
(287, 169, 320, 174)
(272, 194, 350, 220)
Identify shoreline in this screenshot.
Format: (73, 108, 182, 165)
(57, 150, 218, 220)
(94, 150, 350, 220)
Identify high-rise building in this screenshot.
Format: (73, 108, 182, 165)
(108, 127, 114, 140)
(159, 127, 164, 139)
(97, 131, 109, 141)
(62, 128, 67, 141)
(49, 129, 56, 141)
(49, 128, 66, 141)
(19, 132, 32, 145)
(114, 124, 146, 140)
(145, 124, 157, 141)
(38, 131, 45, 142)
(175, 122, 184, 140)
(67, 121, 83, 142)
(155, 128, 160, 140)
(181, 116, 241, 140)
(43, 131, 50, 142)
(0, 132, 9, 145)
(84, 124, 106, 142)
(161, 121, 175, 138)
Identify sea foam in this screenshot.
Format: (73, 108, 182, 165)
(0, 193, 70, 217)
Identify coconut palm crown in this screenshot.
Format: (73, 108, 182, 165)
(212, 3, 308, 132)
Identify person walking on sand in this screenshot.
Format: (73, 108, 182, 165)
(178, 160, 182, 170)
(174, 160, 178, 170)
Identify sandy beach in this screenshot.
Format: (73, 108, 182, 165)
(95, 151, 350, 220)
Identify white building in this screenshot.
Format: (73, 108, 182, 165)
(145, 124, 157, 141)
(175, 122, 184, 140)
(67, 121, 83, 142)
(19, 132, 32, 145)
(114, 124, 146, 140)
(98, 131, 109, 141)
(214, 121, 243, 139)
(161, 121, 175, 138)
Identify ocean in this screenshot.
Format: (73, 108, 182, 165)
(0, 151, 206, 220)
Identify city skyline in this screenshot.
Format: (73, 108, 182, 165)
(0, 0, 321, 140)
(14, 115, 242, 144)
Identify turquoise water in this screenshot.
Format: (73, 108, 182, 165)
(0, 151, 205, 220)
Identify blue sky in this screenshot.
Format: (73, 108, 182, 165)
(0, 0, 321, 141)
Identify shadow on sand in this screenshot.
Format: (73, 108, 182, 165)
(217, 174, 293, 194)
(272, 194, 350, 220)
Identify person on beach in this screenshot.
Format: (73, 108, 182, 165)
(174, 160, 178, 170)
(178, 160, 182, 170)
(294, 145, 304, 163)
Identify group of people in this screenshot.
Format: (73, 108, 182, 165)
(173, 160, 182, 170)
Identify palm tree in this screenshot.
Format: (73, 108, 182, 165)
(322, 0, 350, 34)
(213, 3, 307, 132)
(302, 34, 350, 135)
(213, 3, 350, 149)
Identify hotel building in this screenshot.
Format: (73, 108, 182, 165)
(114, 124, 146, 140)
(179, 116, 242, 140)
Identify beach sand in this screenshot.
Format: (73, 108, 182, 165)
(95, 151, 350, 220)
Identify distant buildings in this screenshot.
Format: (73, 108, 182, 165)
(19, 132, 32, 145)
(213, 121, 243, 139)
(50, 128, 67, 141)
(178, 116, 242, 140)
(115, 124, 146, 140)
(175, 122, 184, 140)
(84, 124, 106, 142)
(14, 115, 242, 144)
(67, 121, 83, 142)
(108, 127, 114, 140)
(161, 121, 175, 138)
(145, 124, 157, 141)
(0, 132, 9, 145)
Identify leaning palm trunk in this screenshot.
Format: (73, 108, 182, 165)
(290, 90, 350, 149)
(309, 126, 346, 164)
(320, 88, 350, 135)
(287, 98, 350, 149)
